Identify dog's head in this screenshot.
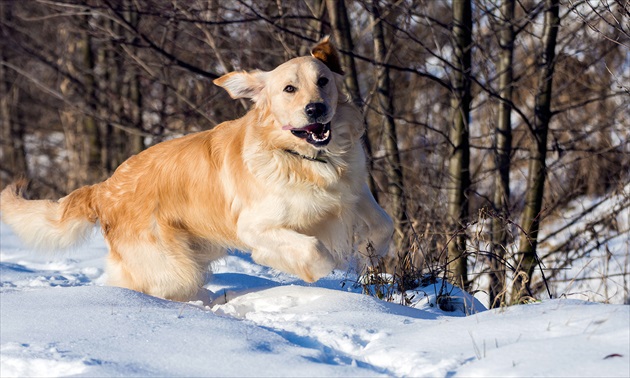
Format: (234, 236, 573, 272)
(214, 38, 358, 153)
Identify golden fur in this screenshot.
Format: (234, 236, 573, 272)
(0, 39, 393, 302)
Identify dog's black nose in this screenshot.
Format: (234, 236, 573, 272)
(305, 102, 327, 120)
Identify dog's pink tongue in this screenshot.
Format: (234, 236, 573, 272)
(282, 124, 321, 132)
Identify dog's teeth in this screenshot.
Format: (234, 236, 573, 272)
(312, 130, 330, 142)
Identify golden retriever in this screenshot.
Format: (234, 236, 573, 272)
(0, 38, 393, 302)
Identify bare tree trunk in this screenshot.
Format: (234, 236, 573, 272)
(128, 67, 143, 155)
(58, 24, 90, 191)
(104, 17, 124, 172)
(60, 111, 82, 191)
(112, 16, 133, 169)
(370, 1, 409, 257)
(489, 0, 515, 308)
(96, 42, 109, 171)
(0, 1, 27, 183)
(302, 0, 326, 54)
(447, 0, 472, 290)
(124, 4, 144, 155)
(326, 0, 378, 200)
(0, 83, 27, 181)
(81, 15, 103, 184)
(326, 0, 361, 108)
(512, 0, 560, 303)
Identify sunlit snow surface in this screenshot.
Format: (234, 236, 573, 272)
(1, 222, 628, 377)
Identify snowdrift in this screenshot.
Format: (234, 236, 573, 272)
(1, 223, 628, 377)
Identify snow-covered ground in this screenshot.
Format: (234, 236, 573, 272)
(538, 184, 630, 304)
(1, 223, 628, 377)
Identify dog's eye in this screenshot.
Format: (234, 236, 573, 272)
(284, 85, 297, 93)
(317, 77, 329, 87)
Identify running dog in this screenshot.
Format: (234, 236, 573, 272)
(0, 38, 393, 302)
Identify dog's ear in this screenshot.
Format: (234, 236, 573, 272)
(311, 36, 344, 75)
(213, 70, 267, 101)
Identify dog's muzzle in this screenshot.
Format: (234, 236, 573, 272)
(286, 122, 332, 147)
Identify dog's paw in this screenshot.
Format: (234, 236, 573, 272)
(295, 242, 336, 282)
(250, 236, 336, 283)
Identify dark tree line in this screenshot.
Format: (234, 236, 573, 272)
(1, 0, 628, 306)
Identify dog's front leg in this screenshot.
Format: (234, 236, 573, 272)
(237, 215, 336, 282)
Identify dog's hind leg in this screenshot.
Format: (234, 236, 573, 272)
(104, 233, 213, 302)
(355, 184, 394, 259)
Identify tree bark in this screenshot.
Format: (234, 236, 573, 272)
(326, 0, 378, 200)
(81, 15, 103, 184)
(512, 0, 560, 303)
(326, 0, 362, 108)
(370, 1, 409, 257)
(97, 15, 123, 174)
(447, 0, 472, 289)
(0, 1, 27, 183)
(60, 107, 85, 191)
(124, 3, 144, 155)
(489, 0, 515, 308)
(303, 0, 326, 53)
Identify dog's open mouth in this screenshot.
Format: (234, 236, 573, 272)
(285, 122, 331, 147)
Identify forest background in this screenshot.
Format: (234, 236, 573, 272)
(0, 0, 628, 308)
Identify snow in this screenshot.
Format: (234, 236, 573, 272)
(1, 222, 628, 377)
(537, 183, 630, 304)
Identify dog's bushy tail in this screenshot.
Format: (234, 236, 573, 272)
(0, 181, 98, 251)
